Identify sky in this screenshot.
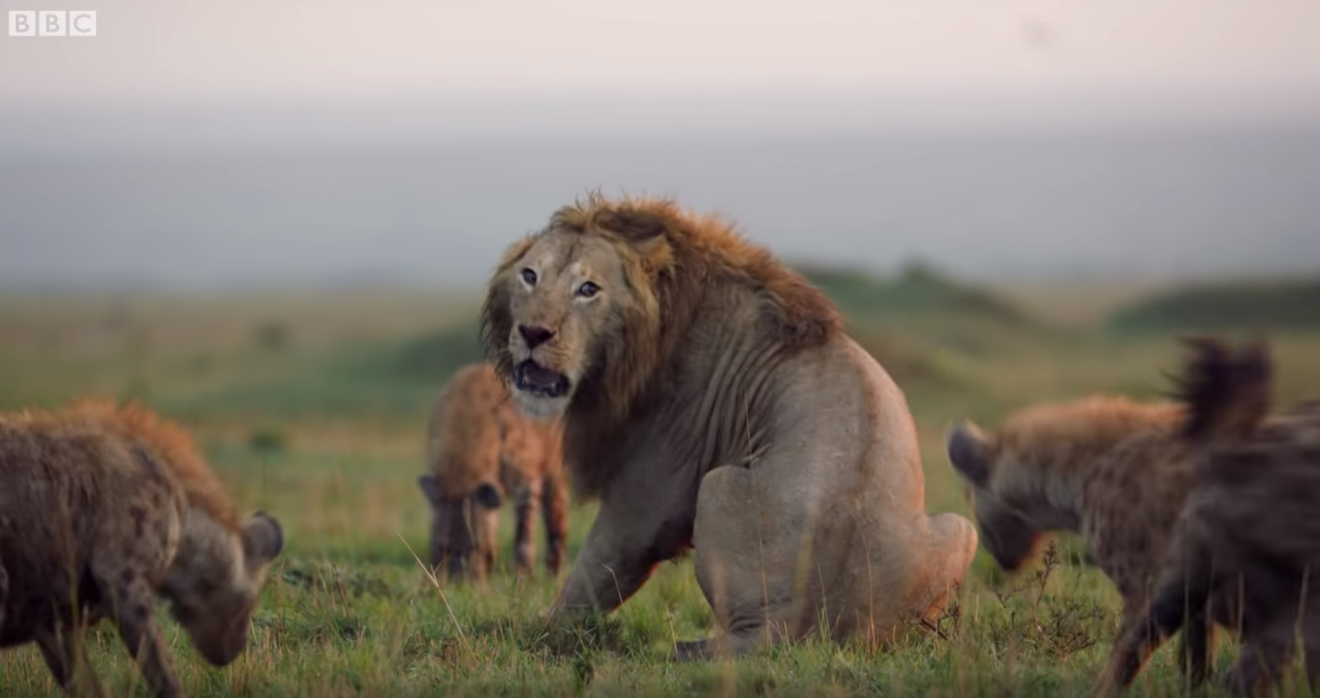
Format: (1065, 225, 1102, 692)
(3, 0, 1320, 108)
(2, 0, 1319, 288)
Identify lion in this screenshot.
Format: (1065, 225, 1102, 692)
(1099, 340, 1320, 697)
(479, 193, 978, 659)
(946, 338, 1275, 692)
(416, 362, 568, 582)
(0, 399, 285, 698)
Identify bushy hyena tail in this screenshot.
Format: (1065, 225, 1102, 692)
(1172, 336, 1272, 441)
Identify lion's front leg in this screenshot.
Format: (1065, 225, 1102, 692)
(549, 493, 693, 619)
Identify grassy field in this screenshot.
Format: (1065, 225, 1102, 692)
(3, 270, 1320, 697)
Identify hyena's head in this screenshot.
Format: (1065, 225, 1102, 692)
(946, 397, 1182, 573)
(417, 474, 503, 582)
(161, 510, 285, 666)
(945, 419, 1047, 573)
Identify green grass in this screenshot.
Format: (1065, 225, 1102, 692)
(3, 273, 1320, 697)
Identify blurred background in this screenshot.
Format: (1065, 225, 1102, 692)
(2, 0, 1320, 619)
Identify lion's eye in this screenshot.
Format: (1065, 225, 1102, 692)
(576, 281, 600, 299)
(520, 268, 537, 286)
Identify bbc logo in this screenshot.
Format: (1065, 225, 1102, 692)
(8, 10, 97, 37)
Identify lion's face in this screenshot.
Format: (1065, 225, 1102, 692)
(484, 230, 640, 420)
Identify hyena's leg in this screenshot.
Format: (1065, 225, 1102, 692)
(1094, 566, 1215, 697)
(1227, 620, 1297, 698)
(35, 625, 107, 698)
(104, 577, 184, 698)
(1094, 604, 1173, 698)
(1175, 606, 1214, 688)
(0, 560, 6, 631)
(90, 507, 184, 698)
(541, 473, 568, 576)
(1302, 618, 1320, 693)
(512, 483, 539, 575)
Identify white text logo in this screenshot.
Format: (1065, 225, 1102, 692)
(8, 10, 97, 37)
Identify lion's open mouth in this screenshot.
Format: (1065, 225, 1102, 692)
(514, 360, 570, 398)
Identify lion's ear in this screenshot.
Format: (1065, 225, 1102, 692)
(594, 209, 668, 243)
(594, 209, 674, 271)
(495, 236, 536, 270)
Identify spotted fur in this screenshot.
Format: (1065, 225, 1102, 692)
(1100, 340, 1320, 697)
(0, 399, 284, 698)
(417, 363, 568, 581)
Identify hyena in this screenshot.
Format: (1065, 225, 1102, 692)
(1100, 340, 1320, 697)
(0, 399, 285, 698)
(947, 338, 1274, 690)
(417, 362, 568, 581)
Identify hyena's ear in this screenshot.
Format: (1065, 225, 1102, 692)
(241, 511, 285, 565)
(946, 420, 993, 487)
(472, 481, 503, 509)
(418, 475, 442, 505)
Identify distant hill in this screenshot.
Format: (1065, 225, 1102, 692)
(1109, 278, 1320, 332)
(343, 262, 1034, 398)
(796, 261, 1034, 329)
(375, 318, 485, 382)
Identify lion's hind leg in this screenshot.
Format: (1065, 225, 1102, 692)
(683, 464, 810, 662)
(918, 512, 978, 622)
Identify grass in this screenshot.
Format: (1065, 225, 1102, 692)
(3, 270, 1320, 697)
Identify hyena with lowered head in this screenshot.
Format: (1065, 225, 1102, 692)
(946, 338, 1274, 692)
(416, 362, 568, 582)
(0, 399, 284, 698)
(1100, 339, 1320, 697)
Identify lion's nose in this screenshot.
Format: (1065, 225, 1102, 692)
(517, 324, 555, 349)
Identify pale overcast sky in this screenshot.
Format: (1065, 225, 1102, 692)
(3, 0, 1320, 288)
(3, 0, 1320, 104)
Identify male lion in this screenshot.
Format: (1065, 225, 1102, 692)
(1099, 341, 1320, 697)
(0, 399, 284, 698)
(479, 193, 978, 659)
(417, 362, 568, 581)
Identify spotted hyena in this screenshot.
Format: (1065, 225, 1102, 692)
(0, 399, 285, 698)
(1100, 340, 1320, 697)
(417, 362, 568, 582)
(946, 338, 1274, 690)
